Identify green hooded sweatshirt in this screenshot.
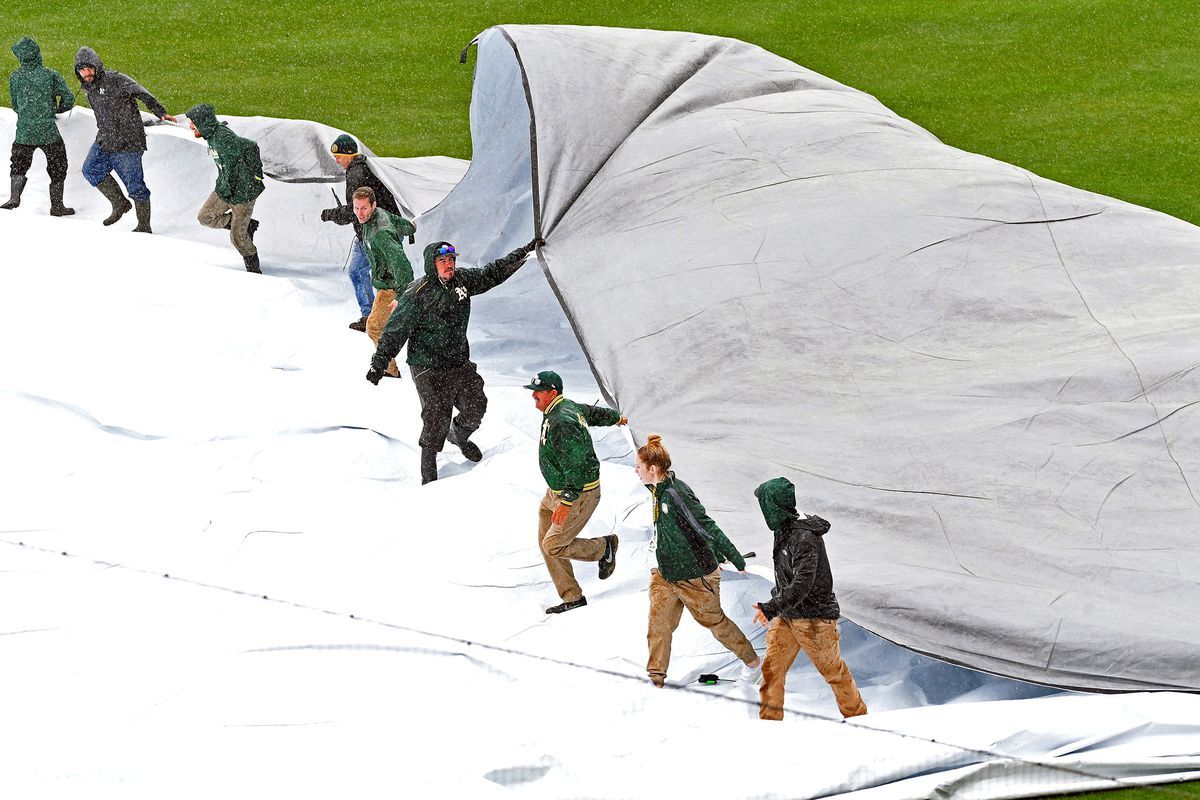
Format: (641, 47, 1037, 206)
(648, 472, 746, 581)
(9, 37, 74, 146)
(186, 103, 265, 205)
(373, 241, 530, 371)
(360, 207, 416, 291)
(537, 394, 622, 504)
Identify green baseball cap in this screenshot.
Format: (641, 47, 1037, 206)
(523, 370, 563, 393)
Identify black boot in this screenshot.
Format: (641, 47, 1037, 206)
(420, 448, 438, 484)
(348, 316, 368, 332)
(447, 423, 483, 462)
(0, 175, 26, 210)
(247, 218, 259, 241)
(96, 176, 131, 226)
(49, 180, 74, 216)
(243, 252, 262, 274)
(132, 200, 152, 233)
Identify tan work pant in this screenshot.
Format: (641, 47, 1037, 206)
(366, 289, 400, 377)
(538, 488, 604, 602)
(760, 617, 867, 721)
(197, 192, 257, 257)
(646, 568, 758, 684)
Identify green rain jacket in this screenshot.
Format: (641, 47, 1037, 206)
(360, 208, 416, 291)
(9, 37, 74, 146)
(647, 472, 746, 581)
(537, 395, 622, 505)
(373, 242, 529, 371)
(186, 103, 265, 205)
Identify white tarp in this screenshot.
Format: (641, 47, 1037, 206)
(431, 25, 1200, 693)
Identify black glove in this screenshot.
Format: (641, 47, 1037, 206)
(320, 208, 336, 223)
(366, 365, 384, 385)
(522, 237, 545, 255)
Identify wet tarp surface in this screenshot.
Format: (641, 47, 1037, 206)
(435, 25, 1200, 692)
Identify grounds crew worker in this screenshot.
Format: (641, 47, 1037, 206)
(366, 237, 543, 484)
(753, 477, 867, 721)
(353, 185, 414, 380)
(3, 37, 75, 215)
(526, 370, 627, 614)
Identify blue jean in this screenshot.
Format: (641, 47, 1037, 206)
(82, 143, 150, 201)
(348, 236, 374, 318)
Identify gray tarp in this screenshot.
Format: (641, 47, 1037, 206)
(429, 25, 1200, 692)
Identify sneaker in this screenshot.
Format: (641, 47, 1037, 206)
(447, 424, 482, 462)
(598, 535, 619, 580)
(348, 316, 368, 332)
(739, 657, 763, 685)
(545, 597, 587, 614)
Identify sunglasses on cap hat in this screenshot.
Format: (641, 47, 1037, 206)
(435, 244, 457, 257)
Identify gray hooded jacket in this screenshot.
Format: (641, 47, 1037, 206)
(74, 46, 167, 153)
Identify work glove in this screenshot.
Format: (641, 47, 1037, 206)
(522, 237, 546, 256)
(366, 365, 384, 385)
(320, 207, 336, 223)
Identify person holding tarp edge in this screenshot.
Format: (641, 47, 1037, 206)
(366, 236, 542, 484)
(635, 434, 762, 687)
(528, 370, 626, 614)
(3, 37, 75, 215)
(321, 134, 404, 332)
(753, 477, 867, 720)
(352, 185, 415, 380)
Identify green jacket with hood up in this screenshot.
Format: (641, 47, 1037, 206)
(9, 37, 74, 146)
(186, 103, 265, 205)
(360, 207, 416, 291)
(647, 471, 746, 581)
(373, 241, 530, 372)
(755, 477, 840, 621)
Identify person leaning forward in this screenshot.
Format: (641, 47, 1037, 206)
(3, 37, 75, 215)
(353, 185, 414, 380)
(186, 103, 265, 273)
(527, 370, 627, 614)
(74, 46, 176, 233)
(366, 237, 543, 484)
(752, 477, 867, 721)
(321, 134, 403, 332)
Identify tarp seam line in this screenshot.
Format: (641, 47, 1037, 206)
(5, 535, 1196, 797)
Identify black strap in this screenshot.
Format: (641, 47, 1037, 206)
(665, 486, 718, 574)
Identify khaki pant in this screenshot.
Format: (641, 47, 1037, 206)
(197, 192, 257, 257)
(646, 568, 757, 684)
(538, 488, 604, 602)
(366, 289, 400, 377)
(760, 617, 867, 721)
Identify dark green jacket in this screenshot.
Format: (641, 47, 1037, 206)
(755, 477, 840, 621)
(9, 37, 74, 146)
(537, 395, 622, 504)
(373, 242, 529, 371)
(186, 103, 265, 205)
(648, 472, 746, 581)
(360, 208, 416, 291)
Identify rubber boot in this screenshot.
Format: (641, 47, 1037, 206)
(420, 448, 438, 484)
(243, 252, 262, 274)
(132, 201, 152, 233)
(96, 176, 132, 226)
(0, 175, 26, 210)
(49, 180, 74, 216)
(247, 218, 259, 241)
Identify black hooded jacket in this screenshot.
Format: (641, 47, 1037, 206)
(330, 155, 401, 238)
(74, 46, 167, 153)
(756, 477, 841, 621)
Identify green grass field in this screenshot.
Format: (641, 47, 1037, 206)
(4, 4, 1198, 799)
(4, 1, 1198, 224)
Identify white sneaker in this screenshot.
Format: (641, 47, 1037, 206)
(739, 658, 763, 685)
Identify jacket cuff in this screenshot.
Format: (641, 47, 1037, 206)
(559, 489, 579, 505)
(760, 601, 778, 621)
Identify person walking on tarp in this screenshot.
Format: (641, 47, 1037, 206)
(353, 186, 414, 380)
(321, 134, 404, 332)
(752, 477, 867, 721)
(74, 46, 175, 233)
(3, 37, 75, 215)
(186, 103, 265, 274)
(527, 370, 626, 614)
(367, 237, 542, 482)
(635, 434, 762, 687)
